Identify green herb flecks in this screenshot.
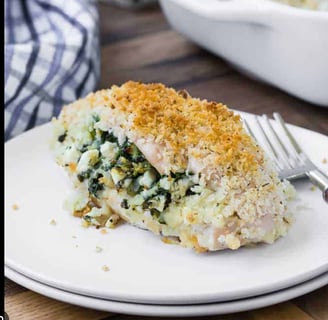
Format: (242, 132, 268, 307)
(92, 114, 100, 122)
(58, 132, 67, 143)
(120, 199, 129, 209)
(88, 173, 104, 197)
(77, 169, 92, 182)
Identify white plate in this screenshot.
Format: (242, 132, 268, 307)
(5, 265, 328, 317)
(5, 112, 328, 305)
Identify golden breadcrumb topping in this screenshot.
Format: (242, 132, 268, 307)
(110, 81, 263, 174)
(61, 81, 264, 175)
(53, 82, 295, 251)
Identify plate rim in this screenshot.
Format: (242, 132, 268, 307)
(5, 255, 328, 305)
(5, 265, 328, 317)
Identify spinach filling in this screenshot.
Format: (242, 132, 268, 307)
(75, 119, 200, 225)
(58, 131, 67, 143)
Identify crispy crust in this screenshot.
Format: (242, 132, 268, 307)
(61, 81, 264, 176)
(53, 81, 295, 251)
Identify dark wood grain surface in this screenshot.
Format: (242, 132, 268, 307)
(5, 2, 328, 319)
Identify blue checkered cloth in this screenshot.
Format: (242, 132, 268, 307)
(4, 0, 100, 141)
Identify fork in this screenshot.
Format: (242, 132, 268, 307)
(243, 112, 328, 203)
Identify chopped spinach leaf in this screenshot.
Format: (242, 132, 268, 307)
(77, 169, 92, 182)
(100, 131, 118, 144)
(170, 171, 186, 181)
(88, 173, 104, 197)
(80, 144, 89, 153)
(150, 208, 166, 225)
(185, 188, 197, 196)
(120, 199, 129, 209)
(123, 144, 145, 162)
(150, 208, 161, 217)
(93, 159, 102, 170)
(58, 132, 67, 143)
(163, 192, 172, 210)
(83, 215, 92, 222)
(127, 178, 143, 196)
(92, 114, 100, 122)
(101, 163, 113, 171)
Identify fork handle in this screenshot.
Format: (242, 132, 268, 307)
(307, 169, 328, 204)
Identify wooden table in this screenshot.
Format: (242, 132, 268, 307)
(5, 2, 328, 319)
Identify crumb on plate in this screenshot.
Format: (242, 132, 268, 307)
(102, 265, 110, 272)
(12, 204, 19, 210)
(81, 220, 90, 228)
(310, 186, 316, 191)
(322, 158, 327, 164)
(161, 236, 179, 245)
(100, 228, 107, 235)
(50, 219, 57, 226)
(96, 246, 103, 253)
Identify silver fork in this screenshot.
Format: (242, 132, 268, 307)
(243, 112, 328, 203)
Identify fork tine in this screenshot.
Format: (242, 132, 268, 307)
(262, 114, 297, 166)
(273, 112, 308, 165)
(273, 113, 303, 154)
(243, 115, 328, 201)
(243, 119, 255, 139)
(253, 116, 284, 170)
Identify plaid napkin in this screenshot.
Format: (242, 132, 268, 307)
(4, 0, 100, 141)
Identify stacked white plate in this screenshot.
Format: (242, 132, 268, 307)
(5, 112, 328, 317)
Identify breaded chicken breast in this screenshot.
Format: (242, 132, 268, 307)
(51, 81, 295, 252)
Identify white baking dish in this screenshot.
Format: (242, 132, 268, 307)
(159, 0, 328, 107)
